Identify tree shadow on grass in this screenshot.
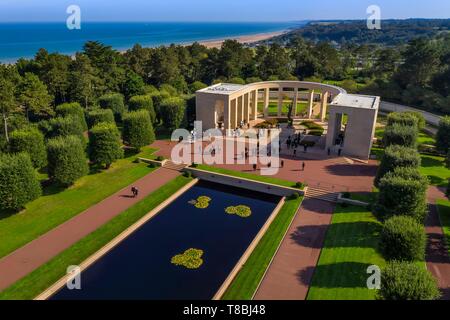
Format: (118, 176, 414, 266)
(421, 156, 444, 168)
(290, 221, 381, 249)
(298, 262, 373, 288)
(426, 175, 447, 187)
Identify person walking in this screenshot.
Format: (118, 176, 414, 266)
(302, 162, 306, 171)
(253, 164, 257, 171)
(131, 187, 136, 198)
(293, 149, 297, 157)
(281, 160, 284, 168)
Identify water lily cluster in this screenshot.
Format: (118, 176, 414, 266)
(171, 248, 204, 269)
(189, 196, 211, 209)
(225, 205, 252, 218)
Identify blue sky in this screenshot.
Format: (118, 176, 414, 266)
(0, 0, 449, 22)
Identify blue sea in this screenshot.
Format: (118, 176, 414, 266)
(0, 21, 304, 63)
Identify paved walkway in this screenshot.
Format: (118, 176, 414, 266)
(426, 186, 450, 300)
(254, 199, 335, 300)
(0, 167, 180, 292)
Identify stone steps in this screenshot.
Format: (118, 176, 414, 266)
(305, 187, 339, 203)
(162, 160, 187, 171)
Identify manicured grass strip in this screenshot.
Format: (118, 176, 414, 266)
(436, 199, 450, 256)
(195, 164, 303, 189)
(0, 175, 192, 300)
(418, 154, 450, 187)
(0, 148, 157, 259)
(222, 196, 303, 300)
(307, 204, 385, 300)
(349, 188, 378, 204)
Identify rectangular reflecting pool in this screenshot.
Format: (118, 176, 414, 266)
(51, 180, 280, 300)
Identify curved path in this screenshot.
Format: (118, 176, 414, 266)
(0, 167, 180, 292)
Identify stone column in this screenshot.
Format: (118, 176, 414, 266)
(263, 88, 269, 118)
(308, 90, 314, 119)
(320, 91, 329, 122)
(224, 99, 230, 130)
(277, 88, 283, 117)
(244, 93, 250, 123)
(252, 90, 258, 121)
(230, 99, 237, 129)
(293, 88, 299, 117)
(237, 95, 244, 125)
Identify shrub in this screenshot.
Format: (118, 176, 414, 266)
(48, 116, 85, 142)
(0, 153, 41, 211)
(295, 182, 305, 189)
(189, 81, 207, 92)
(374, 145, 421, 187)
(86, 109, 115, 128)
(55, 102, 87, 131)
(379, 261, 441, 300)
(183, 171, 192, 178)
(88, 123, 124, 168)
(308, 129, 323, 136)
(160, 97, 187, 130)
(375, 167, 428, 222)
(122, 110, 155, 151)
(380, 216, 426, 261)
(9, 127, 47, 169)
(383, 123, 418, 148)
(289, 193, 300, 200)
(446, 149, 450, 169)
(403, 111, 425, 131)
(387, 112, 419, 128)
(47, 135, 89, 186)
(446, 178, 450, 199)
(98, 93, 126, 120)
(128, 95, 156, 124)
(436, 116, 450, 153)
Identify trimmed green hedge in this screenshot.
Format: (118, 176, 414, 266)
(0, 153, 41, 211)
(386, 112, 418, 128)
(88, 123, 124, 168)
(374, 145, 421, 187)
(436, 116, 450, 153)
(98, 93, 126, 120)
(55, 102, 87, 131)
(48, 116, 85, 142)
(128, 95, 156, 124)
(380, 215, 426, 261)
(86, 109, 115, 128)
(383, 123, 418, 149)
(375, 166, 428, 222)
(122, 110, 155, 151)
(47, 135, 89, 186)
(9, 127, 47, 169)
(160, 97, 186, 130)
(379, 261, 440, 300)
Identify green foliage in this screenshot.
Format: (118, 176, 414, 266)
(122, 110, 155, 151)
(0, 153, 41, 211)
(446, 149, 450, 169)
(171, 248, 204, 269)
(55, 102, 88, 131)
(383, 123, 418, 148)
(18, 72, 53, 119)
(379, 261, 440, 300)
(88, 122, 123, 168)
(374, 145, 421, 187)
(380, 216, 426, 261)
(98, 93, 126, 120)
(48, 116, 85, 142)
(386, 112, 419, 128)
(9, 127, 47, 169)
(403, 111, 426, 131)
(189, 81, 207, 92)
(375, 167, 428, 222)
(225, 205, 252, 218)
(436, 116, 450, 153)
(190, 195, 211, 209)
(47, 135, 89, 186)
(86, 109, 115, 128)
(128, 95, 156, 123)
(160, 97, 187, 130)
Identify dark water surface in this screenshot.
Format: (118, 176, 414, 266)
(51, 180, 280, 300)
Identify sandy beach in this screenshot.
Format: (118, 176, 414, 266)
(196, 30, 287, 48)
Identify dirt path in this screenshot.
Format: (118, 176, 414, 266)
(254, 199, 335, 300)
(0, 168, 180, 292)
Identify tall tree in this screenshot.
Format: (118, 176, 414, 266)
(18, 72, 53, 120)
(0, 66, 20, 142)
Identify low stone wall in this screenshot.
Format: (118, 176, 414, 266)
(185, 167, 304, 197)
(137, 157, 167, 167)
(337, 193, 369, 207)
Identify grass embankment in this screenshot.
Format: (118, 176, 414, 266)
(222, 196, 303, 300)
(0, 175, 192, 300)
(307, 204, 385, 300)
(195, 164, 304, 189)
(437, 199, 450, 256)
(0, 147, 158, 259)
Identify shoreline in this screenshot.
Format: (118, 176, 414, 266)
(194, 30, 287, 48)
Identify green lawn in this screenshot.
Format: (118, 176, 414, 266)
(419, 154, 450, 187)
(222, 196, 303, 299)
(349, 189, 378, 204)
(258, 101, 308, 116)
(307, 204, 385, 300)
(0, 175, 192, 300)
(0, 147, 158, 259)
(195, 164, 304, 189)
(436, 199, 450, 256)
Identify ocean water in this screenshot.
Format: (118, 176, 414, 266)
(0, 21, 302, 63)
